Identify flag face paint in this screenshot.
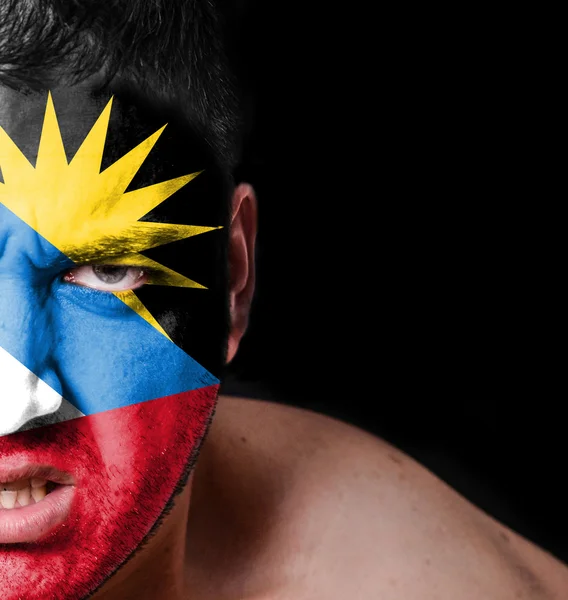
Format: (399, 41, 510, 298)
(0, 87, 224, 599)
(0, 202, 217, 432)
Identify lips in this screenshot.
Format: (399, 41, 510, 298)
(0, 463, 75, 544)
(0, 464, 75, 486)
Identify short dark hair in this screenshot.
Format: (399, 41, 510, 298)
(0, 0, 242, 173)
(0, 0, 242, 379)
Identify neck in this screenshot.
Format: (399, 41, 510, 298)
(92, 475, 194, 600)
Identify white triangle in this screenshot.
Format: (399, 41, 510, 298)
(0, 346, 85, 437)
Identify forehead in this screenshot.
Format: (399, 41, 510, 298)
(0, 80, 226, 223)
(0, 82, 207, 171)
(0, 83, 102, 155)
(1, 76, 227, 266)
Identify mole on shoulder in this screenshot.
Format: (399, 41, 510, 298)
(388, 452, 403, 465)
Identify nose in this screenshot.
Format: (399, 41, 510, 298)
(0, 280, 63, 436)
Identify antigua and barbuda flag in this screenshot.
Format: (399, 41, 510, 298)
(0, 93, 221, 436)
(0, 90, 219, 435)
(0, 92, 222, 594)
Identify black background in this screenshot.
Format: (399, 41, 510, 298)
(220, 2, 566, 564)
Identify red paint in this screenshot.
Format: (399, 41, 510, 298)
(0, 384, 218, 599)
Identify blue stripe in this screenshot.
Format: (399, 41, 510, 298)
(0, 202, 218, 416)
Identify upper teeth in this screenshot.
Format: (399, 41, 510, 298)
(0, 478, 49, 509)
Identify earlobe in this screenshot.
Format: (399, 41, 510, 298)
(226, 183, 257, 364)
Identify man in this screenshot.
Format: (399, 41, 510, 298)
(0, 2, 566, 599)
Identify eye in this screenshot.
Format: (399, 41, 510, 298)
(62, 265, 148, 292)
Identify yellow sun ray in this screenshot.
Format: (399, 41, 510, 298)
(0, 92, 220, 339)
(119, 171, 203, 221)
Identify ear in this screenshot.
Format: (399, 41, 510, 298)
(226, 183, 257, 364)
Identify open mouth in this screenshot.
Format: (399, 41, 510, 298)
(0, 478, 60, 509)
(0, 466, 76, 543)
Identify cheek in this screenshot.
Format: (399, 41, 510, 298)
(83, 385, 218, 537)
(49, 287, 219, 508)
(52, 286, 218, 415)
(0, 384, 217, 600)
(45, 289, 220, 541)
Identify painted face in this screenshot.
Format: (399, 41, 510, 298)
(0, 85, 225, 598)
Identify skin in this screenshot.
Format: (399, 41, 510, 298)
(2, 82, 568, 599)
(0, 82, 249, 599)
(92, 394, 568, 600)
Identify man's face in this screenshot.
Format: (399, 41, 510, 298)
(0, 83, 225, 598)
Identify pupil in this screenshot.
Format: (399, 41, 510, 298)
(93, 266, 128, 284)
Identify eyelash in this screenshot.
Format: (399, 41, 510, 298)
(61, 265, 152, 291)
(54, 266, 154, 317)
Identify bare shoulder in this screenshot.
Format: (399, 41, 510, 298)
(188, 396, 568, 600)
